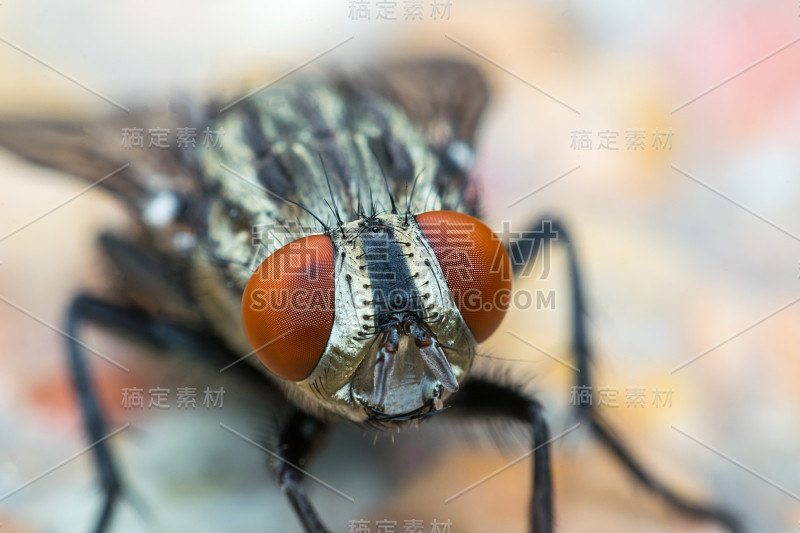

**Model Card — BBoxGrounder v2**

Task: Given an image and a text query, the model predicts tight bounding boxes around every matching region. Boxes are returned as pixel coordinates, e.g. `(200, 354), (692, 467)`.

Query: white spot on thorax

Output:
(445, 141), (475, 172)
(143, 191), (180, 227)
(172, 231), (197, 251)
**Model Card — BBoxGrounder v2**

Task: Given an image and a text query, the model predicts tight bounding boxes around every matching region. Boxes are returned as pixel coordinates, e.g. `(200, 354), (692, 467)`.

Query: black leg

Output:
(65, 293), (264, 533)
(275, 412), (331, 533)
(67, 293), (259, 377)
(65, 295), (128, 533)
(507, 218), (590, 387)
(450, 378), (553, 533)
(588, 415), (740, 531)
(509, 217), (740, 532)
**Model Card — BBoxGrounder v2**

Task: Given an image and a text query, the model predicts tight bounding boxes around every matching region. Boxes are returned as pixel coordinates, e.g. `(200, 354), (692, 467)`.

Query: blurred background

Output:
(1, 0), (799, 532)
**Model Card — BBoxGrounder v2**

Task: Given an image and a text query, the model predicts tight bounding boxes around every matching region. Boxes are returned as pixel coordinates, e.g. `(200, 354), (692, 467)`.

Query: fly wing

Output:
(0, 107), (212, 326)
(358, 59), (489, 150)
(0, 108), (203, 216)
(344, 59), (490, 215)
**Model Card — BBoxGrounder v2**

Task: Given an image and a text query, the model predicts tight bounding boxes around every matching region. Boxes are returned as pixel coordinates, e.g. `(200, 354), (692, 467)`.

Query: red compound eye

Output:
(416, 211), (512, 342)
(241, 234), (335, 381)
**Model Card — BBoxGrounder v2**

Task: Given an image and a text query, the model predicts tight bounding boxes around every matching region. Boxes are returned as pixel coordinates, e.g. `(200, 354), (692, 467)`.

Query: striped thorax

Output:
(189, 72), (510, 423)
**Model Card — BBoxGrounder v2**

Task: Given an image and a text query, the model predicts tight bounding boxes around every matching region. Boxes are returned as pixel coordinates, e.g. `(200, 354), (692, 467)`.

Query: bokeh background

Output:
(1, 1), (799, 532)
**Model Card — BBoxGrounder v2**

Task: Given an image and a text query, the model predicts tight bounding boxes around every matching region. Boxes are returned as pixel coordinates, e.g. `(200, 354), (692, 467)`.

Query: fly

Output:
(0, 60), (740, 533)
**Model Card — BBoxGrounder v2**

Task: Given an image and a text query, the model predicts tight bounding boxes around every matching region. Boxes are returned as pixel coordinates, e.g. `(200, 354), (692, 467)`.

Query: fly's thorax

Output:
(295, 213), (476, 422)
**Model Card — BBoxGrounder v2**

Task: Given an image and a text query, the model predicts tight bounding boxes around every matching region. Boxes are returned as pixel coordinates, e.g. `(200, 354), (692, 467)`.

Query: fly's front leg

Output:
(509, 216), (740, 532)
(450, 378), (553, 533)
(65, 295), (136, 533)
(65, 293), (255, 533)
(274, 411), (331, 533)
(507, 218), (590, 388)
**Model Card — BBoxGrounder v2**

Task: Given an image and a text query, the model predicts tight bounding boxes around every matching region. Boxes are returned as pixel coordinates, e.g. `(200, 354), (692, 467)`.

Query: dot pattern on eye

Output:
(416, 211), (512, 342)
(241, 234), (335, 380)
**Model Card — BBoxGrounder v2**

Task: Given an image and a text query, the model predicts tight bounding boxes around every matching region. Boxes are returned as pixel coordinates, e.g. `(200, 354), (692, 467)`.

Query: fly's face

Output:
(241, 211), (512, 423)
